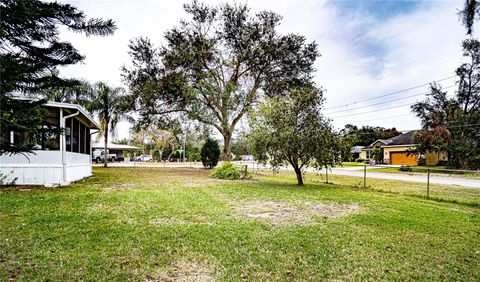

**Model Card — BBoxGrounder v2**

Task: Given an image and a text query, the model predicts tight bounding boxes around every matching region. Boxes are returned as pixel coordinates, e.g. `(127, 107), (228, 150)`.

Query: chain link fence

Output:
(97, 161), (480, 206)
(233, 162), (480, 206)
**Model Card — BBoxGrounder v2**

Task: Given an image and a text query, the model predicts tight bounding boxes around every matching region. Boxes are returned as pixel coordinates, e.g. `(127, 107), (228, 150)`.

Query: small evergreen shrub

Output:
(201, 138), (220, 169)
(399, 165), (413, 172)
(211, 162), (241, 179)
(418, 156), (427, 166)
(437, 160), (448, 166)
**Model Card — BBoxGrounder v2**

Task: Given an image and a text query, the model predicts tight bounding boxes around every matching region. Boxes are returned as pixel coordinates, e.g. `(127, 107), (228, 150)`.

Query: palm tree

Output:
(85, 82), (130, 167)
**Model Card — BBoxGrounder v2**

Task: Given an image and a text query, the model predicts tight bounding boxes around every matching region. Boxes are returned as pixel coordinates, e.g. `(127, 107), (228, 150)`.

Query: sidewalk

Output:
(328, 168), (480, 188)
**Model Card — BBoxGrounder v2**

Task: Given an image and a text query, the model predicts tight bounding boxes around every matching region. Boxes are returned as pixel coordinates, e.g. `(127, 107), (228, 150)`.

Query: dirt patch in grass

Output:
(103, 183), (137, 190)
(147, 259), (215, 282)
(0, 185), (51, 191)
(181, 178), (223, 184)
(149, 218), (189, 225)
(233, 200), (361, 226)
(149, 216), (214, 226)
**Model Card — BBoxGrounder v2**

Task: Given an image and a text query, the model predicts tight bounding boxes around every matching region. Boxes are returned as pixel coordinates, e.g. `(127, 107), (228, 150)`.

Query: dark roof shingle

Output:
(385, 130), (417, 146)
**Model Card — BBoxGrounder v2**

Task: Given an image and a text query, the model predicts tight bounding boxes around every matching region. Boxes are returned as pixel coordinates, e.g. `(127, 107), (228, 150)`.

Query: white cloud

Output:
(314, 1), (465, 131)
(58, 0), (468, 139)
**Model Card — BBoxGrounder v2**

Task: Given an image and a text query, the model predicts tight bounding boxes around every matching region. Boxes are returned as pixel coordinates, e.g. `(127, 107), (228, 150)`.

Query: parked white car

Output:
(92, 150), (117, 163)
(133, 154), (153, 162)
(242, 155), (255, 161)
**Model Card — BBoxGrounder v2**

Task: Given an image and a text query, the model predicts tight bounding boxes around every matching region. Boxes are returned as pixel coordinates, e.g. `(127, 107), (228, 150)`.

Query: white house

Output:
(0, 101), (99, 186)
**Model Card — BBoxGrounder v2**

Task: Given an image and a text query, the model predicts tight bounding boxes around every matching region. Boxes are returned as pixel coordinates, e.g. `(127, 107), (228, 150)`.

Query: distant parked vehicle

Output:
(133, 154), (153, 162)
(242, 155), (255, 161)
(92, 150), (117, 163)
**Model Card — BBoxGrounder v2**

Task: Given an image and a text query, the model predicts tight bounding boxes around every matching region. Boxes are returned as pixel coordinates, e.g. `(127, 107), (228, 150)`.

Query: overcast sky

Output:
(59, 0), (468, 140)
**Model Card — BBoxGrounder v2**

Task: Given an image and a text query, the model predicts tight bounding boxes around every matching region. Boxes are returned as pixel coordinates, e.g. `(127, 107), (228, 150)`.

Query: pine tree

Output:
(0, 0), (116, 155)
(201, 138), (220, 169)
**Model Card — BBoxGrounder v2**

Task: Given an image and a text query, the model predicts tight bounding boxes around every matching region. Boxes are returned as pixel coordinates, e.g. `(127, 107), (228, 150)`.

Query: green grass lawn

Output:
(336, 161), (367, 167)
(1, 167), (479, 281)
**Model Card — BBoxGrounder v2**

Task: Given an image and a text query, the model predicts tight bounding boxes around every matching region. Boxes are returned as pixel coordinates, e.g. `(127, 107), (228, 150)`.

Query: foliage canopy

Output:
(122, 1), (318, 160)
(412, 39), (480, 169)
(250, 85), (341, 185)
(0, 0), (115, 155)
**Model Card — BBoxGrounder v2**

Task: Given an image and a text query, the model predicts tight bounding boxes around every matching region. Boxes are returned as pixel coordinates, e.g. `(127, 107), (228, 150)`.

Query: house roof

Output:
(368, 139), (392, 147)
(383, 130), (417, 146)
(44, 101), (99, 129)
(92, 143), (141, 151)
(362, 131), (418, 150)
(351, 146), (365, 153)
(9, 96), (99, 129)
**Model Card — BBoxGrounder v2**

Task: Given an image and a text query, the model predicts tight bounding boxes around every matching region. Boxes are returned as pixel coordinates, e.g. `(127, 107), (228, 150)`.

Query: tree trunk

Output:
(293, 165), (304, 186)
(168, 147), (175, 162)
(223, 132), (232, 161)
(103, 123), (108, 168)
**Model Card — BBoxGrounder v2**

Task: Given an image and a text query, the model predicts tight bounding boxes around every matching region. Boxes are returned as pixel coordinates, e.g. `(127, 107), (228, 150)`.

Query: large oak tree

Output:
(122, 1), (318, 160)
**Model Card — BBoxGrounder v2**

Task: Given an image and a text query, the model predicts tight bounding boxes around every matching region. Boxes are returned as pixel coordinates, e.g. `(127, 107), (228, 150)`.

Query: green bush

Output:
(438, 160), (448, 166)
(201, 138), (220, 169)
(187, 146), (201, 162)
(211, 162), (242, 179)
(399, 165), (413, 172)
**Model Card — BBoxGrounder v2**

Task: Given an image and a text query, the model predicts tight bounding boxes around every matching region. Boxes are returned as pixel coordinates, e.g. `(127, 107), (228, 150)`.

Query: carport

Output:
(92, 143), (141, 161)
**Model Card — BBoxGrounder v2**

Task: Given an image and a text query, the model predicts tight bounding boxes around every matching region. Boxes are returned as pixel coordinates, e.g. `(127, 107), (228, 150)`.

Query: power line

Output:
(325, 75), (456, 110)
(339, 113), (413, 124)
(331, 102), (415, 119)
(325, 85), (455, 115)
(337, 124), (480, 133)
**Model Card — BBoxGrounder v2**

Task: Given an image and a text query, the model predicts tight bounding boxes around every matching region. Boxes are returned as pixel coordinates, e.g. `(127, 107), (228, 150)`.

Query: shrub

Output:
(187, 146), (201, 162)
(418, 155), (427, 166)
(399, 165), (413, 172)
(372, 148), (383, 163)
(211, 162), (241, 179)
(438, 160), (448, 166)
(356, 158), (365, 163)
(201, 138), (220, 169)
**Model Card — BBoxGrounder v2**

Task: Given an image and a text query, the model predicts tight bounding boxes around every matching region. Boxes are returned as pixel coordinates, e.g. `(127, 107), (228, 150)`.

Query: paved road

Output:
(327, 168), (480, 188)
(97, 162), (480, 188)
(244, 163), (480, 188)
